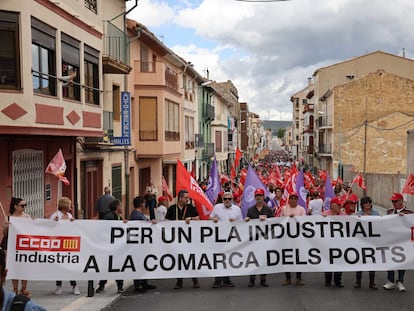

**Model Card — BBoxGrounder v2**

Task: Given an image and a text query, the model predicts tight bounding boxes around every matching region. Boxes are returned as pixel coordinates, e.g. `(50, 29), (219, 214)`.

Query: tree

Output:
(277, 128), (285, 138)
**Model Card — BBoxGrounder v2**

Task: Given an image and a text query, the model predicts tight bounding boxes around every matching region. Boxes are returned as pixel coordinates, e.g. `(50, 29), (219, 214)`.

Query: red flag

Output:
(231, 147), (243, 179)
(45, 149), (70, 185)
(402, 174), (414, 195)
(351, 172), (367, 191)
(176, 160), (213, 220)
(162, 176), (173, 201)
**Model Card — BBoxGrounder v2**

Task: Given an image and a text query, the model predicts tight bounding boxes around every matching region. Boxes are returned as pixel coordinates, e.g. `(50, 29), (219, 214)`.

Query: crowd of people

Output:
(0, 151), (412, 307)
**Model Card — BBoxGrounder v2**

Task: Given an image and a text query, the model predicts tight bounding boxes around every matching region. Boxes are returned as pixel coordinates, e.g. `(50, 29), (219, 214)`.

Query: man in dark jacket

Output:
(96, 200), (124, 294)
(130, 196), (157, 293)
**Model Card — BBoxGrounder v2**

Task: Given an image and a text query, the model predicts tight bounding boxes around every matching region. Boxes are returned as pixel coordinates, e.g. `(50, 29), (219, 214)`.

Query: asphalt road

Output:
(104, 271), (414, 311)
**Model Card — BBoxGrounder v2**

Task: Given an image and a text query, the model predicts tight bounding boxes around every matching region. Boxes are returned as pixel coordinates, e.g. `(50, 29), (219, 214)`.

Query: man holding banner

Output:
(165, 190), (200, 289)
(210, 192), (243, 288)
(245, 188), (274, 288)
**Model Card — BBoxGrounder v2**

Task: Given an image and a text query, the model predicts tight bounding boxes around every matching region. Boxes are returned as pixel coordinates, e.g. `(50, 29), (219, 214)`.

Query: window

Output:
(165, 100), (179, 141)
(84, 44), (99, 104)
(185, 116), (194, 149)
(139, 97), (157, 140)
(61, 33), (80, 101)
(140, 45), (155, 72)
(215, 131), (222, 152)
(31, 18), (56, 96)
(0, 11), (20, 90)
(165, 67), (178, 90)
(85, 0), (97, 14)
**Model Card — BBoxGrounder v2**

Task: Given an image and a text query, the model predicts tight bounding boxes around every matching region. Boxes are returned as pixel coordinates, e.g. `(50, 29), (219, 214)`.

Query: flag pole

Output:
(57, 180), (62, 202)
(0, 202), (7, 221)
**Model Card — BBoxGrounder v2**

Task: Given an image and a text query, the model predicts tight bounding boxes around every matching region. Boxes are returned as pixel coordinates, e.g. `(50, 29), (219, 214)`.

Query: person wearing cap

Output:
(279, 192), (306, 286)
(155, 196), (169, 221)
(245, 188), (274, 287)
(383, 192), (413, 292)
(354, 196), (379, 290)
(210, 192), (243, 288)
(322, 197), (346, 287)
(342, 193), (359, 215)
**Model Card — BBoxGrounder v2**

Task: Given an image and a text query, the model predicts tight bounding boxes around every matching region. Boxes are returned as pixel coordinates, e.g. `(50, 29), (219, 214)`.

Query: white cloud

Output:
(127, 0), (414, 120)
(128, 0), (175, 27)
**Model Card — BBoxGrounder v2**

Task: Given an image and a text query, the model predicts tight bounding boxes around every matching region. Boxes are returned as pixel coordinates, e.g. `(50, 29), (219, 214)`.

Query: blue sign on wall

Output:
(112, 91), (131, 146)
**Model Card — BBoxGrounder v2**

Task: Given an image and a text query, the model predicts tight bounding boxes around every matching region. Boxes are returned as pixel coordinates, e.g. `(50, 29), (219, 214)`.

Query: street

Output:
(105, 271), (414, 311)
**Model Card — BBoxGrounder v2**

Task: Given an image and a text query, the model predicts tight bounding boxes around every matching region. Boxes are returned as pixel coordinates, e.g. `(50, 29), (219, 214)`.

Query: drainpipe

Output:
(121, 1), (138, 216)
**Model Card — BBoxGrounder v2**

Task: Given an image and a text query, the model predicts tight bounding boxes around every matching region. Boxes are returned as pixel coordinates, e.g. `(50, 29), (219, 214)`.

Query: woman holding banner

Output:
(354, 196), (379, 290)
(6, 197), (32, 297)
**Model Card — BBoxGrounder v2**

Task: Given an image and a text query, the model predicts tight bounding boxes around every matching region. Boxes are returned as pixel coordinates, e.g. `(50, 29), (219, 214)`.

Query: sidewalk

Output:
(5, 279), (133, 311)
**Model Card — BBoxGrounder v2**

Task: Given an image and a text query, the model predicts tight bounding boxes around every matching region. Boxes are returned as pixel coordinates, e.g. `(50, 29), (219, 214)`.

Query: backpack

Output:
(10, 294), (30, 311)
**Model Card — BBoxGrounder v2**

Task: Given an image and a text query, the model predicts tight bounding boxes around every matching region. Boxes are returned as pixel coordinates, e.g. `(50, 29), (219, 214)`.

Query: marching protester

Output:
(307, 190), (323, 215)
(343, 193), (359, 215)
(5, 197), (32, 297)
(322, 197), (345, 288)
(155, 196), (169, 221)
(244, 188), (274, 287)
(95, 186), (115, 219)
(96, 199), (125, 294)
(383, 193), (413, 292)
(50, 197), (80, 295)
(354, 196), (379, 290)
(165, 190), (200, 289)
(129, 196), (157, 293)
(279, 192), (306, 286)
(210, 192), (243, 288)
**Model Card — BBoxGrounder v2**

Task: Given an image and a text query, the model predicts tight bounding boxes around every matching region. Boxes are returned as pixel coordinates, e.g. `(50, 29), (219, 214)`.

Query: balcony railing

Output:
(102, 21), (131, 74)
(195, 134), (204, 147)
(318, 144), (332, 154)
(303, 103), (314, 113)
(317, 116), (332, 128)
(202, 143), (214, 158)
(303, 124), (314, 133)
(205, 103), (215, 120)
(305, 145), (314, 154)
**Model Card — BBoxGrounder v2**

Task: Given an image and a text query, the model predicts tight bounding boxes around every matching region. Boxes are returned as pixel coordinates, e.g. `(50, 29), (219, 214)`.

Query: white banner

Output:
(6, 215), (414, 280)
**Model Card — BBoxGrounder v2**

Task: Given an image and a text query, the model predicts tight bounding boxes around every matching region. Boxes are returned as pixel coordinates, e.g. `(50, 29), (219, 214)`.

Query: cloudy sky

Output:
(126, 0), (414, 121)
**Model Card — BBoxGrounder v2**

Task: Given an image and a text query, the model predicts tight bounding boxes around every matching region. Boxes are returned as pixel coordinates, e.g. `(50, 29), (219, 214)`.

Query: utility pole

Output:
(363, 97), (368, 195)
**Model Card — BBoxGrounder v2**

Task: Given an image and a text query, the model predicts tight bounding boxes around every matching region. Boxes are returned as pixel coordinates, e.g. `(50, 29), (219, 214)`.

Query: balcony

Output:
(305, 145), (314, 154)
(317, 116), (332, 128)
(303, 103), (314, 113)
(195, 134), (204, 147)
(303, 124), (314, 133)
(202, 143), (215, 158)
(205, 103), (215, 121)
(318, 144), (332, 154)
(102, 21), (131, 74)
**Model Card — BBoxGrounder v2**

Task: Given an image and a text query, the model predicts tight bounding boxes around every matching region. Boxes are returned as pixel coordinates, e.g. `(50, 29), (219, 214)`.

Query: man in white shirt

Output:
(210, 192), (242, 288)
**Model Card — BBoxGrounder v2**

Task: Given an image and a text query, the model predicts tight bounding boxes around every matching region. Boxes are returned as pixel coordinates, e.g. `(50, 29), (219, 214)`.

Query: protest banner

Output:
(6, 215), (414, 280)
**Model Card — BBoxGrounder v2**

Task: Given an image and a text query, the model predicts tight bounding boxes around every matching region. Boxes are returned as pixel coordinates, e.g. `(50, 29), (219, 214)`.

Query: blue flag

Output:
(205, 157), (220, 205)
(323, 172), (336, 210)
(241, 165), (270, 217)
(296, 170), (307, 211)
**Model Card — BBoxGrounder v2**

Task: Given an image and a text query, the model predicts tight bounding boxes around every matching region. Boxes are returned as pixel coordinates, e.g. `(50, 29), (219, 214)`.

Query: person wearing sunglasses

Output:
(165, 190), (200, 289)
(210, 192), (242, 288)
(244, 188), (274, 287)
(383, 193), (413, 292)
(4, 197), (32, 297)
